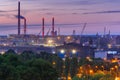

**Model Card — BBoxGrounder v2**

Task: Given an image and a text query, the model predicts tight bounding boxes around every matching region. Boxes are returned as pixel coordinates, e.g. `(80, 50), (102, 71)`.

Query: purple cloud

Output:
(83, 10), (120, 14)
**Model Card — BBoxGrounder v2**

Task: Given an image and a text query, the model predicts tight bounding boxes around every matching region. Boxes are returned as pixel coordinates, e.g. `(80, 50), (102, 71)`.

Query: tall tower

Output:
(42, 18), (45, 38)
(18, 0), (21, 35)
(52, 17), (55, 37)
(104, 27), (106, 37)
(24, 18), (26, 35)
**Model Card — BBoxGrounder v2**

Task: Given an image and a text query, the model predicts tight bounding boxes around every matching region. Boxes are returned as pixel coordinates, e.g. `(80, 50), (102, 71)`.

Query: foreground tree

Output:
(64, 57), (70, 80)
(70, 57), (78, 78)
(0, 51), (58, 80)
(20, 59), (58, 80)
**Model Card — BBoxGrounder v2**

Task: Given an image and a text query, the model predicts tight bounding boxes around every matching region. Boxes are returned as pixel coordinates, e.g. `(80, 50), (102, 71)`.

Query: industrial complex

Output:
(0, 0), (120, 63)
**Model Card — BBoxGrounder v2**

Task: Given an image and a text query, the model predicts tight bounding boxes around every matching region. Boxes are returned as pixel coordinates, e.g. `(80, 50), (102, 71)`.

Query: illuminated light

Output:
(48, 39), (53, 44)
(108, 44), (112, 48)
(115, 77), (120, 80)
(62, 58), (65, 61)
(80, 66), (82, 69)
(82, 43), (85, 46)
(64, 54), (67, 57)
(103, 58), (107, 61)
(115, 65), (118, 69)
(57, 36), (61, 40)
(107, 51), (117, 54)
(111, 68), (114, 70)
(72, 49), (77, 54)
(1, 51), (5, 55)
(52, 51), (56, 54)
(89, 70), (93, 74)
(31, 40), (34, 43)
(95, 66), (98, 68)
(52, 61), (56, 65)
(3, 44), (7, 46)
(111, 59), (117, 63)
(68, 76), (71, 80)
(60, 49), (65, 54)
(67, 36), (71, 39)
(86, 56), (92, 61)
(101, 65), (104, 68)
(86, 56), (90, 60)
(77, 73), (82, 78)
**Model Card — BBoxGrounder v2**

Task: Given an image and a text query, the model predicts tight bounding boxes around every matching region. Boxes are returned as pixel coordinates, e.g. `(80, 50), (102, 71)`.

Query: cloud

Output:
(0, 9), (17, 13)
(0, 14), (5, 17)
(40, 0), (120, 6)
(83, 10), (120, 14)
(0, 10), (8, 12)
(0, 5), (8, 6)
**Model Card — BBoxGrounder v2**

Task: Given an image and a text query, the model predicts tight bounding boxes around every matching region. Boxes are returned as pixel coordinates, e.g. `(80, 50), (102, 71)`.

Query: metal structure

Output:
(51, 17), (55, 37)
(42, 18), (45, 38)
(18, 0), (21, 35)
(23, 18), (26, 35)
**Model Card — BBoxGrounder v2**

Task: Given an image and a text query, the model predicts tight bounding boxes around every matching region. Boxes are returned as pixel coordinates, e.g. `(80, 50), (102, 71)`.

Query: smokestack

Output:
(58, 27), (60, 36)
(52, 17), (54, 37)
(18, 0), (21, 35)
(109, 30), (110, 36)
(24, 18), (26, 35)
(104, 27), (106, 36)
(42, 18), (44, 38)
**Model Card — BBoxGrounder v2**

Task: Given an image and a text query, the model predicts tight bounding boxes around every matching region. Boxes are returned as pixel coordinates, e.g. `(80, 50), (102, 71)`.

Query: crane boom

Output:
(81, 23), (87, 36)
(46, 28), (51, 36)
(80, 23), (87, 44)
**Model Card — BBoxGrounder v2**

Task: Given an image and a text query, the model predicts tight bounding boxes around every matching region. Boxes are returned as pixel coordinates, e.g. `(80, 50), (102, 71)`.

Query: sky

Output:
(0, 0), (120, 35)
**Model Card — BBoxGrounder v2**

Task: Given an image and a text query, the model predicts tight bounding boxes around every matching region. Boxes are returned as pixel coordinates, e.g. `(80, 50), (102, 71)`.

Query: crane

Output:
(38, 31), (41, 36)
(80, 23), (87, 43)
(81, 23), (87, 36)
(46, 28), (51, 36)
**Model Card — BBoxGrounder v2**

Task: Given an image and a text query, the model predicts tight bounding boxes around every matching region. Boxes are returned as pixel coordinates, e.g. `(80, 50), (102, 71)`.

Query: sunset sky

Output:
(0, 0), (120, 35)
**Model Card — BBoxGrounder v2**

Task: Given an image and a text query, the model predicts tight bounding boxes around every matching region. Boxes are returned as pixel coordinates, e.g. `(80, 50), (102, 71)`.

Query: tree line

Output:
(0, 49), (118, 80)
(0, 49), (58, 80)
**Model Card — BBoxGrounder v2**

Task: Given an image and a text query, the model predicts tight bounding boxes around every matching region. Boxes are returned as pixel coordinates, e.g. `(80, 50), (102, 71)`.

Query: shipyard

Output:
(0, 0), (120, 80)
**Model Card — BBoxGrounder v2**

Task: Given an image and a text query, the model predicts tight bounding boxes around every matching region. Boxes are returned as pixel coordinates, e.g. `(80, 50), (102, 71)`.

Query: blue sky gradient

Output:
(0, 0), (120, 35)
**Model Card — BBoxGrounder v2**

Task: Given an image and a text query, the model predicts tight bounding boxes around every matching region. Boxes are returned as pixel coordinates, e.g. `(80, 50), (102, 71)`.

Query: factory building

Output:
(55, 43), (95, 59)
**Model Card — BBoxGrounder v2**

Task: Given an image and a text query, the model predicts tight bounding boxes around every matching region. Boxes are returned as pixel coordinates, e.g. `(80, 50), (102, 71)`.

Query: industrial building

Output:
(56, 43), (95, 59)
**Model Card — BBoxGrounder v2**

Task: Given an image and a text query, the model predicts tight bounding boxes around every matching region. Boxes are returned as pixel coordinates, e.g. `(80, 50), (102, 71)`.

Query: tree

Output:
(64, 57), (70, 80)
(5, 49), (16, 54)
(0, 63), (19, 80)
(20, 51), (36, 61)
(0, 51), (58, 80)
(52, 55), (63, 77)
(21, 59), (58, 80)
(70, 57), (78, 78)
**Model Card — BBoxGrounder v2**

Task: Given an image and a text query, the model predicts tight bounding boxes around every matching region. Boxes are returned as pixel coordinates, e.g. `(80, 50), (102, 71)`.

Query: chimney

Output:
(18, 0), (21, 35)
(42, 18), (44, 38)
(24, 18), (26, 35)
(52, 17), (54, 37)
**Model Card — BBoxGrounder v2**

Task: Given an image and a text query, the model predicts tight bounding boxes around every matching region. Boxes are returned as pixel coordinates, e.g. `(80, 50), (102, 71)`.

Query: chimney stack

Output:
(18, 0), (21, 35)
(42, 18), (45, 38)
(24, 18), (26, 35)
(51, 17), (55, 37)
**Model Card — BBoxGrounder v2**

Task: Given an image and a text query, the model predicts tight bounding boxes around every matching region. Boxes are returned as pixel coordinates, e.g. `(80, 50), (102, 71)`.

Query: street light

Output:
(89, 69), (93, 75)
(52, 61), (56, 65)
(101, 65), (104, 71)
(52, 61), (56, 68)
(72, 49), (77, 54)
(115, 77), (120, 80)
(60, 49), (65, 54)
(115, 65), (118, 77)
